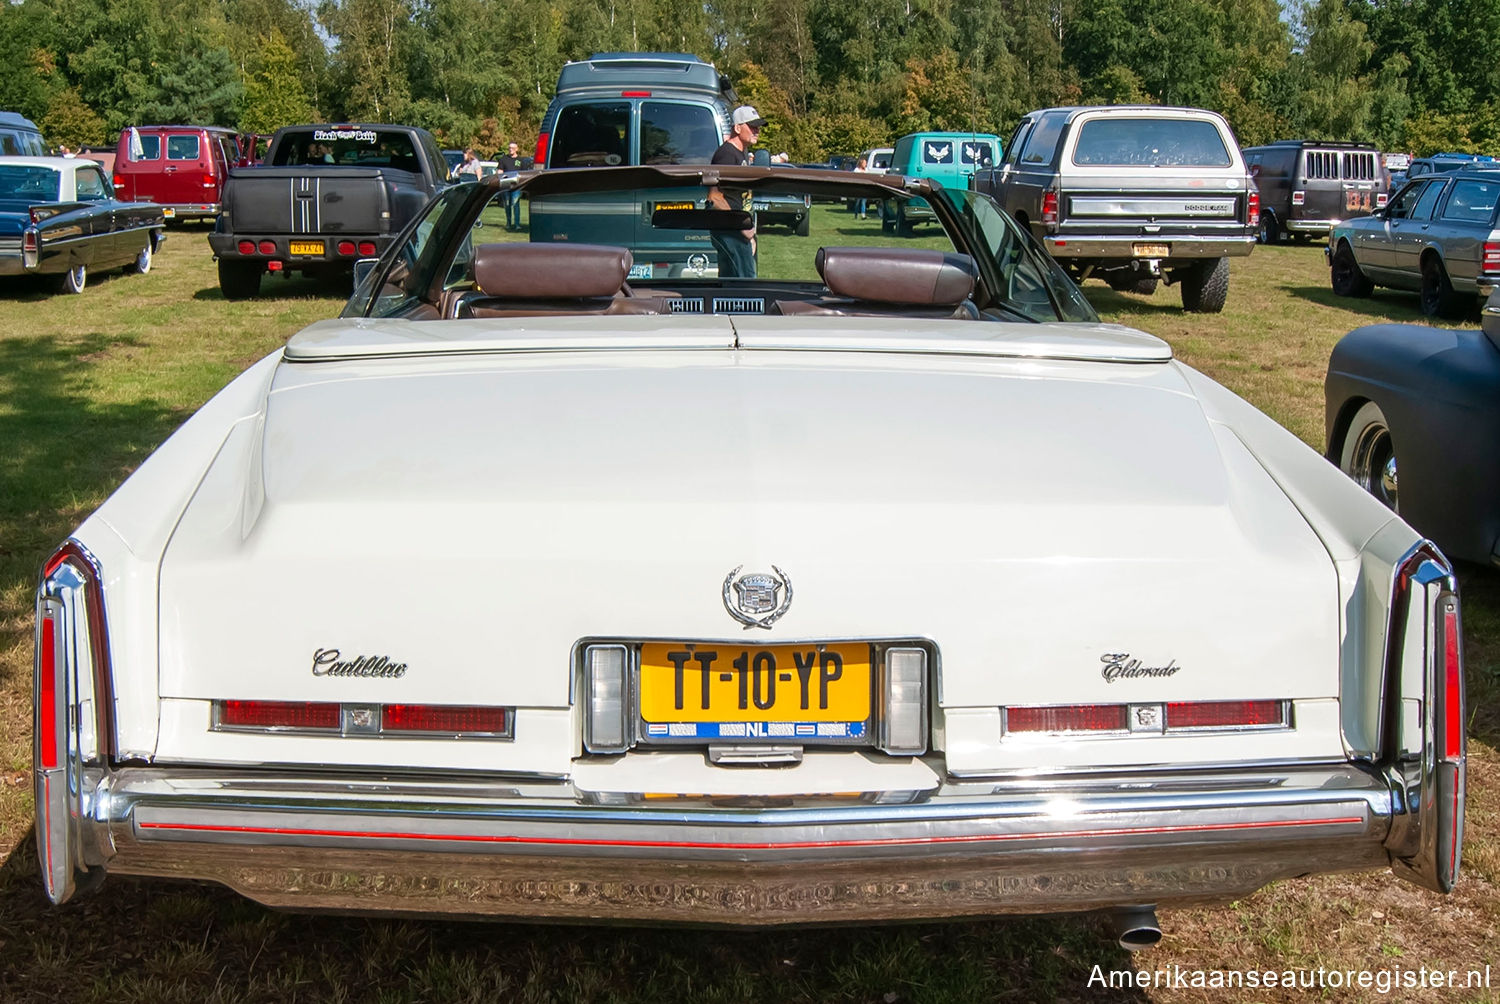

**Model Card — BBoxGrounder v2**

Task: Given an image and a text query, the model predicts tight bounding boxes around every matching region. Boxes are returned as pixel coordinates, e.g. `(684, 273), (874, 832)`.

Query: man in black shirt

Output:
(496, 141), (526, 229)
(708, 105), (765, 278)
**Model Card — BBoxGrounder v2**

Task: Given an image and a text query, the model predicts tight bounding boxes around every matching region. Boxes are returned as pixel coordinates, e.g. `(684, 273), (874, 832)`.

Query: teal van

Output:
(881, 131), (1001, 236)
(531, 53), (734, 279)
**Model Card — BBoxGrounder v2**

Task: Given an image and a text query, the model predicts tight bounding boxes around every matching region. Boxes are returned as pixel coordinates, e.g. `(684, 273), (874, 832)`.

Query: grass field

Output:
(0, 207), (1496, 1003)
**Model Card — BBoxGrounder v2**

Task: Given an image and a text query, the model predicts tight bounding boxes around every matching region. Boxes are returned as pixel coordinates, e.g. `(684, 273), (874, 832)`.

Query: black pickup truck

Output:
(208, 124), (453, 299)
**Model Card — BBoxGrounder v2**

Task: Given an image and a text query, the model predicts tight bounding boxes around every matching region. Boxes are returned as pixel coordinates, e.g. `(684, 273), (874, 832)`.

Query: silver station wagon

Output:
(1328, 166), (1500, 318)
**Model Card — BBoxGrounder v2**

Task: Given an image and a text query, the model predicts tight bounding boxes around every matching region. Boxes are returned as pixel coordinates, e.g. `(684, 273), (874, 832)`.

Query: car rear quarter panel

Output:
(1327, 323), (1500, 565)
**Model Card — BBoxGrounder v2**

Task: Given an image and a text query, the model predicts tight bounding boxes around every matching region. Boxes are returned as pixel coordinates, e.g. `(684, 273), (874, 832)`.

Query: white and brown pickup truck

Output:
(973, 106), (1258, 313)
(208, 124), (454, 299)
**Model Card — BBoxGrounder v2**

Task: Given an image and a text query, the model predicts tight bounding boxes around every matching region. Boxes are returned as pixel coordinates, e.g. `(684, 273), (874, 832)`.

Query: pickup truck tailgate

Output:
(224, 167), (392, 235)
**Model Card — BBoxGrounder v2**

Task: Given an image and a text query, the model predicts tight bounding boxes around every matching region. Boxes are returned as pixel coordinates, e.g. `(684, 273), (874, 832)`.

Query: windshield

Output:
(344, 168), (1097, 326)
(0, 165), (60, 200)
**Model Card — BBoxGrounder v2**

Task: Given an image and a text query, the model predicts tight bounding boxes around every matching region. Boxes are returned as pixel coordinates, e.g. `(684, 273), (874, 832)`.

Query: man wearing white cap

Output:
(707, 104), (766, 277)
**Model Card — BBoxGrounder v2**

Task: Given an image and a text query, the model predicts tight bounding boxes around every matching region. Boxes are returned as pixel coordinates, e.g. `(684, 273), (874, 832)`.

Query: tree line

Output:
(1, 0), (1496, 161)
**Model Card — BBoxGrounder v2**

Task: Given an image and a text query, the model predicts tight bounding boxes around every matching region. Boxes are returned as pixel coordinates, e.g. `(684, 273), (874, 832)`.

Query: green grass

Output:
(0, 208), (1495, 1003)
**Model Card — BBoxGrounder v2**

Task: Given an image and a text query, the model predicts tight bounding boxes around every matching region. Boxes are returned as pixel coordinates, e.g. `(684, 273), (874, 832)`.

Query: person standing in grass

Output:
(707, 105), (766, 278)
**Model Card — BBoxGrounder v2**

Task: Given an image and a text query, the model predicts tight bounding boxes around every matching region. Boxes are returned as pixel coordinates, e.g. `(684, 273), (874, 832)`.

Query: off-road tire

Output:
(218, 259), (263, 300)
(1420, 256), (1463, 319)
(1330, 242), (1374, 298)
(1179, 257), (1229, 313)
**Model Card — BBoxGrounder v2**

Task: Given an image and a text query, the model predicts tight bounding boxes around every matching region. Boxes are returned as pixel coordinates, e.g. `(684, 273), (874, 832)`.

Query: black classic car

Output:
(1326, 293), (1500, 566)
(0, 156), (164, 293)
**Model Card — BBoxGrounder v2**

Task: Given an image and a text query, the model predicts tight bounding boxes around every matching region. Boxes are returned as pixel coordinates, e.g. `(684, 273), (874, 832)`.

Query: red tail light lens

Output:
(534, 132), (549, 168)
(1376, 193), (1389, 208)
(1291, 190), (1306, 206)
(37, 613), (59, 770)
(337, 240), (355, 256)
(23, 230), (37, 252)
(1441, 599), (1463, 761)
(382, 704), (509, 735)
(237, 240), (255, 255)
(1041, 190), (1059, 226)
(620, 90), (651, 97)
(111, 174), (122, 188)
(257, 240), (276, 255)
(202, 173), (215, 187)
(219, 700), (339, 730)
(357, 241), (377, 256)
(1165, 700), (1285, 729)
(1483, 242), (1500, 272)
(1007, 704), (1127, 733)
(1247, 190), (1260, 226)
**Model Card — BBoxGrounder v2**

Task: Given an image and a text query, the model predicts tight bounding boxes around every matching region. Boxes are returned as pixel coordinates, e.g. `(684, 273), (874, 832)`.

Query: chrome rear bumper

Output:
(50, 761), (1405, 924)
(1043, 235), (1256, 260)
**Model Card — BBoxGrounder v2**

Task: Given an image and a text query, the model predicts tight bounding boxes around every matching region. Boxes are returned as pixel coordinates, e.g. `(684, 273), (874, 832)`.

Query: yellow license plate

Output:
(1133, 243), (1170, 257)
(655, 201), (695, 211)
(161, 207), (175, 218)
(639, 642), (871, 741)
(289, 240), (324, 256)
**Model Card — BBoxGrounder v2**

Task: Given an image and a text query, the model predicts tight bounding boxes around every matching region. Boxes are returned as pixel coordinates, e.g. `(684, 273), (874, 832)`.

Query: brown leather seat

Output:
(453, 242), (668, 318)
(773, 246), (979, 319)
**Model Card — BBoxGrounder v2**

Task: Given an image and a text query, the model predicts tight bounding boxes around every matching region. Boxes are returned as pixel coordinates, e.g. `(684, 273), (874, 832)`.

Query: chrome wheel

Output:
(1340, 401), (1397, 511)
(128, 242), (153, 274)
(57, 263), (86, 294)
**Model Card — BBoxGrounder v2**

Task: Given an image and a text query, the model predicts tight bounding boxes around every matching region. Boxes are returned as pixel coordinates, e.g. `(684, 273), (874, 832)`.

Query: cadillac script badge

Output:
(723, 565), (793, 630)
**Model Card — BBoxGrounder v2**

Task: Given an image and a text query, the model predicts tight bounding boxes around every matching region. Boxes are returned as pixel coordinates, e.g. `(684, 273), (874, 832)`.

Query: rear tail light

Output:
(1007, 704), (1128, 733)
(1247, 190), (1260, 226)
(358, 241), (377, 256)
(383, 704), (509, 736)
(111, 174), (122, 188)
(1377, 193), (1389, 208)
(202, 173), (215, 187)
(1291, 190), (1306, 206)
(1041, 189), (1059, 227)
(878, 648), (927, 754)
(35, 540), (114, 904)
(257, 240), (276, 255)
(218, 700), (340, 731)
(22, 227), (37, 268)
(337, 240), (356, 256)
(1006, 700), (1291, 734)
(213, 700), (513, 738)
(1482, 241), (1500, 273)
(1165, 700), (1285, 729)
(583, 644), (630, 753)
(534, 132), (549, 168)
(237, 240), (255, 255)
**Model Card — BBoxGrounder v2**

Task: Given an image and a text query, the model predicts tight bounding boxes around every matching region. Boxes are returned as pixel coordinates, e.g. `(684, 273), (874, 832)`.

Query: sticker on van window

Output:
(923, 142), (954, 165)
(960, 143), (990, 165)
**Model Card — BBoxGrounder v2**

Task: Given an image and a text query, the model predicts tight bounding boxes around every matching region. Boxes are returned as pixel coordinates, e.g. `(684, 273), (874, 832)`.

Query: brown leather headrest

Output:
(473, 242), (633, 298)
(815, 246), (976, 306)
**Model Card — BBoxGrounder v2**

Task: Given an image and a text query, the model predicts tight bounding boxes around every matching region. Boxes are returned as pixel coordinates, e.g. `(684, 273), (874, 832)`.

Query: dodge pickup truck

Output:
(973, 106), (1258, 313)
(208, 124), (453, 299)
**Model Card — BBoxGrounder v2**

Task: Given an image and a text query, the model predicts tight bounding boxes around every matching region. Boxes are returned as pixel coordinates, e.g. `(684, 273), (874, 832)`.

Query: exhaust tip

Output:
(1109, 906), (1162, 951)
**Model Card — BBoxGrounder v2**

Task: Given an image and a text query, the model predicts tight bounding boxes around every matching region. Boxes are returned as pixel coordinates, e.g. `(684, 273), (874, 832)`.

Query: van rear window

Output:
(1072, 119), (1231, 167)
(166, 135), (201, 160)
(640, 102), (719, 165)
(550, 103), (631, 167)
(136, 135), (162, 160)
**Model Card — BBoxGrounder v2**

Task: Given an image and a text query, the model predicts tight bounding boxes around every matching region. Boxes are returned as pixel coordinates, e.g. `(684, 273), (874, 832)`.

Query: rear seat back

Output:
(775, 246), (979, 318)
(455, 242), (668, 317)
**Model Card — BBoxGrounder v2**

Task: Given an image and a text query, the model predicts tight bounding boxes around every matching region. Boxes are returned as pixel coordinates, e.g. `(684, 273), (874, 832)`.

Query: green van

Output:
(881, 131), (1002, 236)
(531, 53), (734, 279)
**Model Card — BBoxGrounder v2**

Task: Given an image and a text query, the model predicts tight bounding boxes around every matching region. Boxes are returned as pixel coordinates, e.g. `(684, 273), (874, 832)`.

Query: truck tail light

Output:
(337, 240), (356, 256)
(257, 240), (276, 255)
(534, 132), (549, 168)
(111, 174), (123, 189)
(202, 173), (215, 187)
(583, 644), (630, 753)
(1247, 190), (1260, 226)
(358, 241), (377, 256)
(878, 648), (927, 754)
(1377, 193), (1389, 208)
(237, 240), (255, 254)
(1041, 189), (1059, 226)
(1291, 190), (1305, 206)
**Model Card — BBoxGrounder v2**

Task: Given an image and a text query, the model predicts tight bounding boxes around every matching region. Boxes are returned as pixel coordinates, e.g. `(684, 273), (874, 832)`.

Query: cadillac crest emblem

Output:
(722, 565), (793, 630)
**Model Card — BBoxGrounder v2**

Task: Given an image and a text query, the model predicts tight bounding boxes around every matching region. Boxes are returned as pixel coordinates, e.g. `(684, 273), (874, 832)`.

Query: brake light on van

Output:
(1291, 190), (1306, 206)
(534, 132), (549, 167)
(620, 90), (652, 97)
(1377, 193), (1389, 208)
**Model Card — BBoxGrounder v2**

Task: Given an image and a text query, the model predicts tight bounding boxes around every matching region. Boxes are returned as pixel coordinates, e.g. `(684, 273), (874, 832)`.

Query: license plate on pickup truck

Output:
(1132, 243), (1170, 257)
(638, 641), (871, 742)
(289, 240), (324, 256)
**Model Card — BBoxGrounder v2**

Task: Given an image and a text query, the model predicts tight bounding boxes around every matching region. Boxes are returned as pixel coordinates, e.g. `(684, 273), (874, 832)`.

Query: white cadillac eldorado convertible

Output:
(35, 166), (1465, 948)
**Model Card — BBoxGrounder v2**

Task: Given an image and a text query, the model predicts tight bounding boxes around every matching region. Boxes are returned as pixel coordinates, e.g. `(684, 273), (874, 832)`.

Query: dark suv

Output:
(533, 53), (735, 279)
(1242, 141), (1389, 244)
